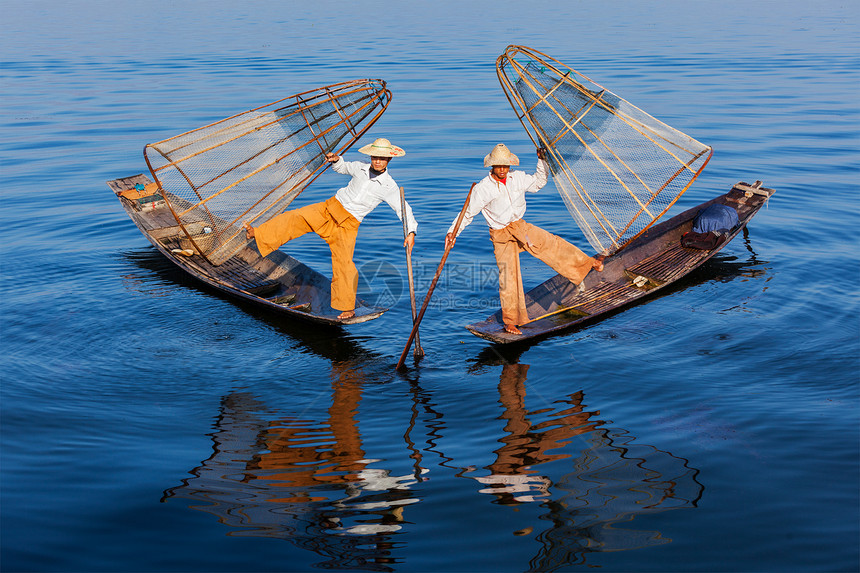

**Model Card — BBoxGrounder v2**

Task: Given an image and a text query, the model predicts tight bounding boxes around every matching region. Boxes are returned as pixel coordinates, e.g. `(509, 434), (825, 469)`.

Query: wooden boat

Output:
(466, 181), (774, 343)
(107, 80), (392, 325)
(108, 172), (387, 324)
(464, 46), (775, 343)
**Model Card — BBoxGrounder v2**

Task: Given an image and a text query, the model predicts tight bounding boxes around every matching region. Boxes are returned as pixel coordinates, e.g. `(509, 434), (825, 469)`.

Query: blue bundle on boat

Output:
(681, 203), (739, 250)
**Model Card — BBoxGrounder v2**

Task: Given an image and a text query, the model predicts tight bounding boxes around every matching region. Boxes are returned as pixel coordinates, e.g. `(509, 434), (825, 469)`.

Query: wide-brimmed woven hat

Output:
(484, 143), (519, 167)
(358, 138), (405, 157)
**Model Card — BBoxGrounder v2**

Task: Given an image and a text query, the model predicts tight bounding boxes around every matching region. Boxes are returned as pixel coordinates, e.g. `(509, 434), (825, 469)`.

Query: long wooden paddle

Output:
(396, 183), (475, 370)
(399, 186), (424, 358)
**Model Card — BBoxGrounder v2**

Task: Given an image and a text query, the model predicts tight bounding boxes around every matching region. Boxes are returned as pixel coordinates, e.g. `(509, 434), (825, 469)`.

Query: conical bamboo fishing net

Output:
(143, 79), (392, 265)
(497, 46), (712, 255)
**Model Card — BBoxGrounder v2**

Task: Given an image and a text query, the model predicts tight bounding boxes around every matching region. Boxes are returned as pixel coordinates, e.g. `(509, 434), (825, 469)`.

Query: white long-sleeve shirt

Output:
(332, 158), (418, 235)
(447, 159), (548, 236)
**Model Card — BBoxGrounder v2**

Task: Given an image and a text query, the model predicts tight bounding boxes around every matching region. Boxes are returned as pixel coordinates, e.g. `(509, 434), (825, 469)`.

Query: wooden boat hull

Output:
(108, 174), (387, 325)
(466, 181), (774, 344)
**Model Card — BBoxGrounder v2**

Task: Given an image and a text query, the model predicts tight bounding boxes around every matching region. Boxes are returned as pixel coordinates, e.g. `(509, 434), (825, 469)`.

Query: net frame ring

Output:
(141, 79), (393, 265)
(495, 45), (713, 255)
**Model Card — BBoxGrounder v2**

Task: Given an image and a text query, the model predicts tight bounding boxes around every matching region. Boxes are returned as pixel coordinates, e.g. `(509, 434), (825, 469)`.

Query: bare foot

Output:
(504, 323), (522, 335)
(338, 310), (356, 320)
(243, 222), (255, 240)
(592, 255), (605, 272)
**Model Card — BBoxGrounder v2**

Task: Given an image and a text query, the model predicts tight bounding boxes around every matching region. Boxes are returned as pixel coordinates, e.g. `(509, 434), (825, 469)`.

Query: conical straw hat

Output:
(358, 137), (405, 157)
(484, 143), (519, 167)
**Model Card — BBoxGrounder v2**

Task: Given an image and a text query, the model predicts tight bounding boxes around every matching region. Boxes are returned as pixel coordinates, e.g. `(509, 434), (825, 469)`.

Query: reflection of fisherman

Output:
(474, 363), (552, 504)
(245, 138), (418, 320)
(445, 144), (603, 334)
(162, 357), (427, 542)
(333, 466), (427, 534)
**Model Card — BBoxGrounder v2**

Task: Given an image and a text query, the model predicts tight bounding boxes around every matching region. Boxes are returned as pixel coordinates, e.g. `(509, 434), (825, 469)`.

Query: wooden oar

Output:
(396, 183), (475, 370)
(399, 186), (424, 358)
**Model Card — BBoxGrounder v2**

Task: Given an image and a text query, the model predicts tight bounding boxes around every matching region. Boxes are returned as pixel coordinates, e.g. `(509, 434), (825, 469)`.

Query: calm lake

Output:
(1, 1), (858, 571)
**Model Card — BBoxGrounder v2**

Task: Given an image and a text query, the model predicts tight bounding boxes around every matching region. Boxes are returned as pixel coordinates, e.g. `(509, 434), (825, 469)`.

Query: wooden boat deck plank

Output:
(574, 281), (641, 315)
(626, 243), (710, 284)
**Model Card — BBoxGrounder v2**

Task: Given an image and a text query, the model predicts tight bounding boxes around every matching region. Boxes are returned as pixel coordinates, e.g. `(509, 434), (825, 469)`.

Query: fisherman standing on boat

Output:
(445, 144), (603, 335)
(245, 138), (417, 321)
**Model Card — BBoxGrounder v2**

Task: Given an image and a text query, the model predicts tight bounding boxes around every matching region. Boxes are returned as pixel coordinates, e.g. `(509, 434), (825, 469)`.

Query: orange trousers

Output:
(489, 219), (594, 326)
(253, 197), (360, 311)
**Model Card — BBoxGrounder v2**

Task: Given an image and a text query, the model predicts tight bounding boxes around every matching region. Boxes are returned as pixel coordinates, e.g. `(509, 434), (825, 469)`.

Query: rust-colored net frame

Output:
(496, 46), (712, 255)
(143, 79), (392, 265)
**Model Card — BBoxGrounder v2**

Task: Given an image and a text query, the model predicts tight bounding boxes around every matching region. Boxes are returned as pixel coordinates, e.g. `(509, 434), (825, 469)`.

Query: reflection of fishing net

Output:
(497, 46), (712, 254)
(144, 79), (391, 265)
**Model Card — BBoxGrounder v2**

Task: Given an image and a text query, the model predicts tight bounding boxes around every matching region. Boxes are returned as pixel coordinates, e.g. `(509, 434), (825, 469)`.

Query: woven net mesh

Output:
(498, 47), (711, 254)
(144, 80), (390, 265)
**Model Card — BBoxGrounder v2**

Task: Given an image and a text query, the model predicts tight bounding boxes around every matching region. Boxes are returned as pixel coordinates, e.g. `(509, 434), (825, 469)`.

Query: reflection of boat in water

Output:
(108, 80), (392, 325)
(468, 363), (703, 564)
(121, 247), (384, 360)
(164, 358), (702, 569)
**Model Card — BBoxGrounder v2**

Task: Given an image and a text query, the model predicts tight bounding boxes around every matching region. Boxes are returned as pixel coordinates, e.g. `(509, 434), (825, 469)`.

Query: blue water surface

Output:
(2, 1), (858, 571)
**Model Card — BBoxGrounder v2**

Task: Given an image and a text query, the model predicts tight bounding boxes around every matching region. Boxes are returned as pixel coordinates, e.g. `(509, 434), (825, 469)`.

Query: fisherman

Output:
(245, 138), (417, 320)
(445, 144), (603, 335)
